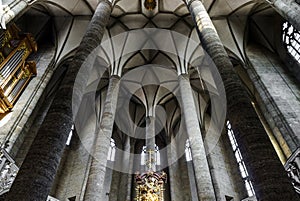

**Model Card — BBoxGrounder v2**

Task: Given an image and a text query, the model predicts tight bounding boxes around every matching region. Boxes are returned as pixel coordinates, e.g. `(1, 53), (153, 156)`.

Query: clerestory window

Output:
(66, 125), (74, 146)
(141, 144), (160, 166)
(185, 140), (192, 162)
(107, 138), (116, 161)
(226, 121), (255, 197)
(155, 144), (161, 166)
(282, 22), (300, 63)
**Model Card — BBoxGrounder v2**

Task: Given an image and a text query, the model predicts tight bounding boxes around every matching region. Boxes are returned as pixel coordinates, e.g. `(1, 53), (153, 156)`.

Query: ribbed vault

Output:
(20, 0), (280, 68)
(16, 0), (282, 144)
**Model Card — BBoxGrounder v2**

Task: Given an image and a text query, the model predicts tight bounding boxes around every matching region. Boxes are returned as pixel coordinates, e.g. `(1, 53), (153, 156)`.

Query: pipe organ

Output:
(0, 24), (37, 114)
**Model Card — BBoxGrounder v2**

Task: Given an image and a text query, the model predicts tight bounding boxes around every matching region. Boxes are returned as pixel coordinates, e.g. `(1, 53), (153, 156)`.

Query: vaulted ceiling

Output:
(16, 0), (280, 145)
(21, 0), (278, 66)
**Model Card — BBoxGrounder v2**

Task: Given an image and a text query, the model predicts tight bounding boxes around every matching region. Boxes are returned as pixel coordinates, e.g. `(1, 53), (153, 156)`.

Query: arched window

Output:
(185, 140), (192, 161)
(141, 146), (147, 165)
(140, 144), (161, 166)
(66, 125), (74, 146)
(155, 144), (161, 166)
(107, 139), (116, 161)
(226, 121), (255, 197)
(283, 22), (300, 62)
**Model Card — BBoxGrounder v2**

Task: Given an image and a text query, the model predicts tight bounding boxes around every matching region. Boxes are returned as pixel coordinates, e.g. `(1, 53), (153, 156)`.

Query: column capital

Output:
(99, 0), (113, 9)
(178, 73), (190, 83)
(146, 108), (156, 118)
(146, 115), (155, 120)
(184, 0), (200, 7)
(110, 74), (121, 79)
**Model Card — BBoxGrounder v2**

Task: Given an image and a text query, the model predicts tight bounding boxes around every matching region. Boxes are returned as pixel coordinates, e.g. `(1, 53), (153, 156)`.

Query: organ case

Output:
(0, 24), (37, 114)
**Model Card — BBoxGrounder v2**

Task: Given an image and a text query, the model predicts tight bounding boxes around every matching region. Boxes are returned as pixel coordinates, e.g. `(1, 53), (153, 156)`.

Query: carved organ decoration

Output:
(0, 23), (37, 114)
(0, 148), (18, 195)
(285, 148), (300, 194)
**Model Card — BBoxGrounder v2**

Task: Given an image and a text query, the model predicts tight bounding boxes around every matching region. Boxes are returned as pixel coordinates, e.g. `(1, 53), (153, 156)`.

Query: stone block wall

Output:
(246, 44), (300, 155)
(204, 119), (248, 201)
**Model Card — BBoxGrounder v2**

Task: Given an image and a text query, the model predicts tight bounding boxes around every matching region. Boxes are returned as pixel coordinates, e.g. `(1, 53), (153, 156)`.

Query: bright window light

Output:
(66, 125), (74, 146)
(107, 138), (116, 161)
(226, 121), (255, 197)
(185, 140), (192, 162)
(141, 144), (161, 166)
(283, 22), (300, 63)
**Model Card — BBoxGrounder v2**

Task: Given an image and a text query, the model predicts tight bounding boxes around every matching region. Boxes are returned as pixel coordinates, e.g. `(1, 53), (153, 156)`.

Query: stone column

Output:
(109, 170), (121, 201)
(108, 136), (123, 201)
(4, 1), (112, 201)
(84, 75), (120, 200)
(125, 139), (135, 201)
(265, 0), (300, 31)
(187, 1), (299, 200)
(178, 74), (216, 201)
(117, 137), (132, 201)
(167, 137), (185, 201)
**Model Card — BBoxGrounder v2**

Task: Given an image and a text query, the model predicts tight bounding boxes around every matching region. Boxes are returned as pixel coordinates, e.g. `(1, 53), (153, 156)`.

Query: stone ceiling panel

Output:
(70, 0), (93, 15)
(159, 0), (184, 13)
(152, 13), (179, 28)
(59, 17), (91, 62)
(115, 0), (141, 13)
(120, 14), (148, 29)
(54, 16), (73, 61)
(213, 19), (242, 61)
(43, 3), (71, 16)
(151, 52), (176, 68)
(45, 0), (84, 15)
(209, 0), (253, 17)
(111, 5), (126, 17)
(172, 20), (192, 36)
(228, 14), (248, 61)
(123, 53), (146, 70)
(86, 0), (99, 10)
(209, 0), (235, 17)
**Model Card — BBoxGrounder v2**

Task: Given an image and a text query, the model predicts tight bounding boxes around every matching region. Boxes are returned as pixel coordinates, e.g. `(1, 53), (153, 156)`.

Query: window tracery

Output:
(283, 22), (300, 63)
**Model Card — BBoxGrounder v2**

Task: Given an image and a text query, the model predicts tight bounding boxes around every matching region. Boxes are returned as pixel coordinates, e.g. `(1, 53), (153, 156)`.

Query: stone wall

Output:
(204, 118), (248, 201)
(50, 114), (97, 201)
(246, 44), (300, 155)
(0, 46), (55, 158)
